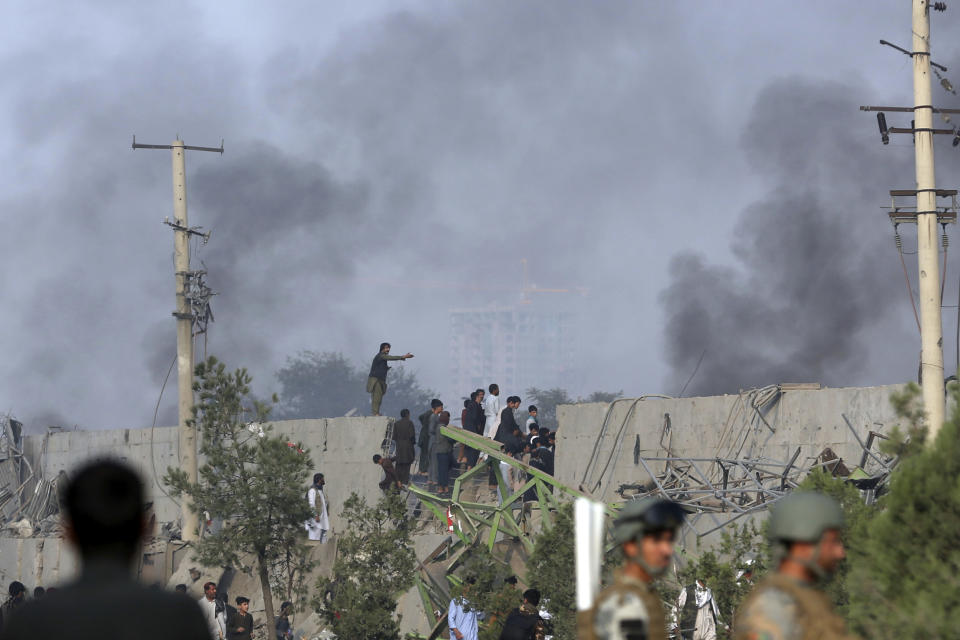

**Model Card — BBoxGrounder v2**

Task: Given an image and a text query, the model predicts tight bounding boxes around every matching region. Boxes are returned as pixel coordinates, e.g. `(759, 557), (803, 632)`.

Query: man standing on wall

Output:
(495, 396), (522, 443)
(483, 384), (501, 439)
(366, 342), (414, 416)
(305, 473), (329, 543)
(393, 409), (417, 484)
(418, 407), (433, 478)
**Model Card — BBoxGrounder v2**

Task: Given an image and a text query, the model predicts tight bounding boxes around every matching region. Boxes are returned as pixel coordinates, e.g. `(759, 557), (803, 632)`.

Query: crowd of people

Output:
(373, 383), (558, 499)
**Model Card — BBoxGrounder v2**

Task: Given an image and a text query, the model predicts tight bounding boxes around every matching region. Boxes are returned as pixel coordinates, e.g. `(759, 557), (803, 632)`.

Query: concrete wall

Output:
(554, 384), (905, 503)
(0, 536), (78, 590)
(22, 416), (392, 533)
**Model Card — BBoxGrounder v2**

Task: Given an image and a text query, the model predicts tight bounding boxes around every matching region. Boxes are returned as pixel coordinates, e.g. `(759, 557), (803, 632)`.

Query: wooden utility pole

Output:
(911, 0), (946, 439)
(134, 136), (223, 541)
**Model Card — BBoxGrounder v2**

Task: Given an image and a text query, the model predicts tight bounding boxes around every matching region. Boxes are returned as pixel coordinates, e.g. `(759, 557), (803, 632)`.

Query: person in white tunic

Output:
(198, 581), (226, 640)
(482, 384), (501, 439)
(674, 579), (721, 640)
(304, 473), (329, 543)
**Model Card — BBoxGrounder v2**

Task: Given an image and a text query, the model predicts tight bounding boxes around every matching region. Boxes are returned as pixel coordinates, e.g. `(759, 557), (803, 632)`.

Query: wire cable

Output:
(895, 226), (922, 333)
(150, 355), (181, 506)
(678, 350), (706, 398)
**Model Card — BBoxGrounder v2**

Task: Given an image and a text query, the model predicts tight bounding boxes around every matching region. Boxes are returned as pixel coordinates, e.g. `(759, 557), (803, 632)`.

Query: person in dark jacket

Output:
(393, 409), (417, 484)
(374, 455), (402, 492)
(523, 438), (551, 502)
(433, 411), (455, 494)
(462, 394), (481, 468)
(534, 433), (555, 476)
(366, 342), (414, 416)
(472, 389), (486, 432)
(0, 582), (26, 631)
(499, 589), (544, 640)
(275, 601), (293, 640)
(417, 408), (433, 477)
(0, 460), (210, 640)
(227, 596), (254, 640)
(495, 396), (522, 443)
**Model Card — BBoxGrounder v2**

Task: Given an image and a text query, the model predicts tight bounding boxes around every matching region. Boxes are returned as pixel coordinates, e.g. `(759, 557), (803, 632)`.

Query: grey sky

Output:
(2, 1), (958, 430)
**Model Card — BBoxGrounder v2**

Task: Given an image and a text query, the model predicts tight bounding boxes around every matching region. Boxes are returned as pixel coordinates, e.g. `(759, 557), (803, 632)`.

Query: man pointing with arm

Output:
(367, 342), (413, 416)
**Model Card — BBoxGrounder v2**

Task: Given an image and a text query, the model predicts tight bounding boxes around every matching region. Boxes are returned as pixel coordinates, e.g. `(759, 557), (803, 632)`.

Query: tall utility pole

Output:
(863, 3), (959, 440)
(912, 0), (946, 439)
(134, 136), (223, 541)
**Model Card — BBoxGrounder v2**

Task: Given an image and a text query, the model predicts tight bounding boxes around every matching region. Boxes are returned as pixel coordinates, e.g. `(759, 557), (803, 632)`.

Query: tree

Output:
(528, 503), (576, 639)
(165, 356), (314, 630)
(276, 350), (434, 419)
(585, 390), (623, 403)
(525, 388), (623, 430)
(794, 469), (875, 620)
(845, 385), (960, 639)
(314, 491), (416, 640)
(525, 387), (573, 430)
(276, 351), (361, 418)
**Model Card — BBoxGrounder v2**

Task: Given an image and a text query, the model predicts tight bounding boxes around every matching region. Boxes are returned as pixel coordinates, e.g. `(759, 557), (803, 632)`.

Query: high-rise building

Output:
(446, 304), (579, 406)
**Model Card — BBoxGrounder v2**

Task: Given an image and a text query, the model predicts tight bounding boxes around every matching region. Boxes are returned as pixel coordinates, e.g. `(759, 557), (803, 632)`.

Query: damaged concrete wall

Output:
(21, 416), (390, 533)
(0, 536), (78, 591)
(554, 383), (905, 504)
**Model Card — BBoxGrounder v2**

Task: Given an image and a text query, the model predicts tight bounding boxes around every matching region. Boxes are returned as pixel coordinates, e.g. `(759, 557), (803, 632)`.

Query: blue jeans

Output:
(436, 452), (451, 489)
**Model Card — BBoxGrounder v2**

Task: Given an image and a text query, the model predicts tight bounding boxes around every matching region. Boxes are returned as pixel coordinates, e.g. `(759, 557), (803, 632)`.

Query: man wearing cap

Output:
(581, 496), (686, 640)
(733, 492), (857, 640)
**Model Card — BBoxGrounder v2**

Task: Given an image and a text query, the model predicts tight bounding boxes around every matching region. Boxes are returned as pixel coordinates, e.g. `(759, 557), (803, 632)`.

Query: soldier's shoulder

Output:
(736, 584), (801, 640)
(594, 579), (651, 614)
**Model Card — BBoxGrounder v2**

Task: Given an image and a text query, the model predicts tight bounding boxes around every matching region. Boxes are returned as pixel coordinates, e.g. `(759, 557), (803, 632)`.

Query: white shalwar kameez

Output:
(305, 486), (329, 542)
(676, 582), (720, 640)
(482, 394), (501, 439)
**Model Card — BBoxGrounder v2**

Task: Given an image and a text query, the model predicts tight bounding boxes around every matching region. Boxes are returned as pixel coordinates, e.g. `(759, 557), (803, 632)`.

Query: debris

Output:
(5, 518), (34, 538)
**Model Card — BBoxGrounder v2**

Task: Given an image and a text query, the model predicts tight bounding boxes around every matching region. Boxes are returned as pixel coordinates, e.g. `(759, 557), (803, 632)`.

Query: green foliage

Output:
(845, 387), (960, 639)
(277, 350), (434, 419)
(165, 356), (315, 627)
(525, 388), (622, 429)
(525, 387), (573, 430)
(670, 471), (876, 637)
(451, 546), (520, 640)
(528, 503), (576, 640)
(795, 469), (875, 619)
(881, 381), (928, 458)
(585, 390), (623, 403)
(315, 491), (416, 640)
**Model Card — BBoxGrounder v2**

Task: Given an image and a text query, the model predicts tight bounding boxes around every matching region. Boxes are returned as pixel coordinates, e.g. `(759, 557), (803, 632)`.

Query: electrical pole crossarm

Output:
(132, 135), (224, 154)
(860, 105), (960, 114)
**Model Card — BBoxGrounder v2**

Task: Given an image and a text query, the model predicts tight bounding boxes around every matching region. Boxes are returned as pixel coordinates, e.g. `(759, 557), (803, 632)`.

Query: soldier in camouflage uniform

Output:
(733, 492), (859, 640)
(580, 496), (686, 640)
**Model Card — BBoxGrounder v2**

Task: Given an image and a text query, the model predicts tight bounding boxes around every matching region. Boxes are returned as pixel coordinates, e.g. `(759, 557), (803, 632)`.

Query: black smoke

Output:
(660, 76), (959, 395)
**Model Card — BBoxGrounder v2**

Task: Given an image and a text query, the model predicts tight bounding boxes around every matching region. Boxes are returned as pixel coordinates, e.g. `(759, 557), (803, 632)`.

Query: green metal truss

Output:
(407, 426), (617, 638)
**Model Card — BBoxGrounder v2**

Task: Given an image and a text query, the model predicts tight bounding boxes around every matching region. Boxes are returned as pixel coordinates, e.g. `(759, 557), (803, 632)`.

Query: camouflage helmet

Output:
(769, 492), (844, 543)
(612, 496), (686, 544)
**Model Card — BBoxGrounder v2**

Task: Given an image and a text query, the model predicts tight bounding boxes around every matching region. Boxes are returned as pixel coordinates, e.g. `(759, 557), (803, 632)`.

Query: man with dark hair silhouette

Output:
(367, 342), (414, 416)
(0, 459), (209, 640)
